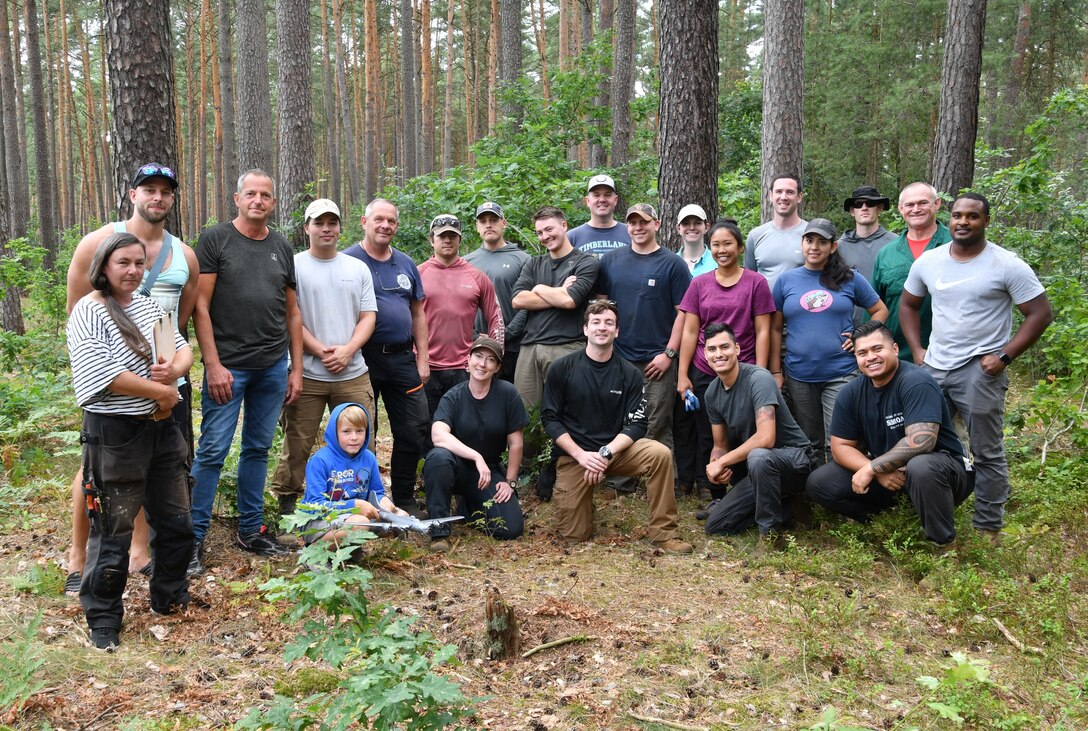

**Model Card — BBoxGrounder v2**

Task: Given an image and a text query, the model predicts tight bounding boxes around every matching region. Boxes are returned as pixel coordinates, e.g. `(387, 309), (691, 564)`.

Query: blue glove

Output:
(683, 388), (700, 412)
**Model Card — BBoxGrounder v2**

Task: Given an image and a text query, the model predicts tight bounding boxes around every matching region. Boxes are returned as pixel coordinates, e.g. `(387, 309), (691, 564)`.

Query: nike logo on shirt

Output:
(935, 276), (974, 290)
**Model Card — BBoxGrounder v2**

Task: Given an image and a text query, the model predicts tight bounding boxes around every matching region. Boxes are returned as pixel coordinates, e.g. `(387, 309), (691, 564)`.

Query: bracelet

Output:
(772, 371), (782, 375)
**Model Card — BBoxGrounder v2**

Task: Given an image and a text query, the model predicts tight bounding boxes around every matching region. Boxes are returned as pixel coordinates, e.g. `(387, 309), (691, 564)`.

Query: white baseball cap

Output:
(586, 174), (617, 193)
(304, 198), (341, 222)
(676, 203), (708, 224)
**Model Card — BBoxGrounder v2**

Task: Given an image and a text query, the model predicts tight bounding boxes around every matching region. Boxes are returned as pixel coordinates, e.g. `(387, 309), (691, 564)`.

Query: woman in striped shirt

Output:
(67, 233), (198, 650)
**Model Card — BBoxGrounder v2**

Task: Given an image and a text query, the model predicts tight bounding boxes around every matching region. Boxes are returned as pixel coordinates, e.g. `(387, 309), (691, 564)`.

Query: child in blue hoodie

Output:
(302, 402), (408, 543)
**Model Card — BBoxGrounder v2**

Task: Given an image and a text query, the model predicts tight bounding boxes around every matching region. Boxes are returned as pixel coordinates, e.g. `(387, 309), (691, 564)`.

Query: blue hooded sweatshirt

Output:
(303, 402), (385, 512)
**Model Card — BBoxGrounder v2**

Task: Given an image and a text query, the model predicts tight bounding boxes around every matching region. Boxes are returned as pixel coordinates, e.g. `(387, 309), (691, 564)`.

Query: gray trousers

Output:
(785, 372), (857, 464)
(925, 357), (1008, 530)
(705, 445), (815, 535)
(805, 454), (972, 545)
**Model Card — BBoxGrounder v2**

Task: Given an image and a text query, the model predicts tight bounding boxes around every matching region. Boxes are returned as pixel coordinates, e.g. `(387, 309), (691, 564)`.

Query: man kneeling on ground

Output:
(806, 321), (972, 547)
(541, 300), (692, 553)
(702, 322), (816, 547)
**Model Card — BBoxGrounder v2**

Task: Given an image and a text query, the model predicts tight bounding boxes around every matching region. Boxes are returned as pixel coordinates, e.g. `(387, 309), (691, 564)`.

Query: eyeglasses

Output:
(139, 164), (176, 179)
(851, 200), (880, 209)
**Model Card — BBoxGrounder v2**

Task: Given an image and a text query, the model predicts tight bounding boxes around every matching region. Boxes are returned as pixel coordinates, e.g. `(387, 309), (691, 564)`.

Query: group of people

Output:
(65, 164), (1052, 650)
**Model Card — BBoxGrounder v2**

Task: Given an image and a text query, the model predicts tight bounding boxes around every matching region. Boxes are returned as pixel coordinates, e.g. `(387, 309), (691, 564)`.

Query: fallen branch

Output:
(627, 713), (710, 731)
(520, 634), (592, 658)
(442, 561), (478, 570)
(992, 617), (1044, 655)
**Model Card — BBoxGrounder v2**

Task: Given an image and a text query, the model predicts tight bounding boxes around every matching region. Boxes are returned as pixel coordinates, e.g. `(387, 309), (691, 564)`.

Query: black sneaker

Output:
(152, 591), (211, 616)
(186, 539), (205, 577)
(237, 527), (290, 556)
(90, 627), (120, 651)
(695, 498), (721, 521)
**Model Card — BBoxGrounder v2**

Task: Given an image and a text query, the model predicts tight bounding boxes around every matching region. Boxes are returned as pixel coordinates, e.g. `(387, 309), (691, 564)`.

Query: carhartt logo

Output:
(648, 278), (656, 287)
(270, 253), (278, 262)
(609, 390), (622, 395)
(935, 275), (973, 290)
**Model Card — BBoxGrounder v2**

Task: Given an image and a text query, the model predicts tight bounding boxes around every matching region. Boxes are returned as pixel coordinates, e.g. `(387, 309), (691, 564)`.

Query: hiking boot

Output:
(90, 627), (120, 651)
(750, 531), (788, 559)
(535, 461), (556, 502)
(695, 498), (721, 521)
(696, 484), (713, 502)
(675, 481), (693, 498)
(430, 537), (451, 553)
(975, 528), (1002, 547)
(186, 539), (205, 577)
(237, 527), (291, 556)
(152, 591), (211, 616)
(278, 494), (298, 516)
(606, 475), (637, 494)
(788, 493), (816, 529)
(652, 537), (693, 554)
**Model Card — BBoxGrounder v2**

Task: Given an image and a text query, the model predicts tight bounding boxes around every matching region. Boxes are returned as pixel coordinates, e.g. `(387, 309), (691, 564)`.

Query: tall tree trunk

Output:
(931, 0), (987, 198)
(218, 0), (237, 218)
(77, 19), (102, 221)
(235, 0), (275, 173)
(420, 0), (435, 172)
(463, 0), (476, 164)
(104, 0), (180, 231)
(530, 0), (549, 100)
(363, 0), (379, 198)
(487, 0), (498, 133)
(609, 0), (635, 167)
(10, 0), (30, 224)
(319, 0), (340, 200)
(1003, 1), (1030, 143)
(42, 0), (61, 232)
(658, 0), (718, 251)
(398, 0), (419, 181)
(589, 0), (612, 167)
(498, 0), (522, 121)
(25, 0), (58, 267)
(198, 0), (211, 228)
(0, 0), (27, 235)
(442, 0), (455, 172)
(184, 2), (197, 236)
(558, 0), (569, 70)
(276, 0), (315, 238)
(758, 0), (804, 222)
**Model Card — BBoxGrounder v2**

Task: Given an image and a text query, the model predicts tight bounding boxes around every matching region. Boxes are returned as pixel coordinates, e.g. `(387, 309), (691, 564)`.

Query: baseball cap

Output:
(676, 203), (708, 224)
(475, 201), (505, 219)
(429, 214), (462, 236)
(803, 218), (839, 240)
(130, 162), (179, 190)
(304, 198), (341, 222)
(586, 174), (616, 193)
(470, 335), (503, 362)
(625, 203), (659, 222)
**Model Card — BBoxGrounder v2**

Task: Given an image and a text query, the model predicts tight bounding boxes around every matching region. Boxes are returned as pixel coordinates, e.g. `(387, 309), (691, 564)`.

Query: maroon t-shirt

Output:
(679, 269), (776, 375)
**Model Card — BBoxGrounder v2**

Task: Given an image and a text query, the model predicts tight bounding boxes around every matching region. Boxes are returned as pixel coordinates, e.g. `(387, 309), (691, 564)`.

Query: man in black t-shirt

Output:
(806, 321), (972, 547)
(422, 337), (527, 551)
(540, 300), (692, 553)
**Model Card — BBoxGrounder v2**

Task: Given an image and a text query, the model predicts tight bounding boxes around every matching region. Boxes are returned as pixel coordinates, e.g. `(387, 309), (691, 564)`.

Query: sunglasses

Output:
(851, 200), (881, 209)
(139, 164), (176, 179)
(430, 215), (460, 230)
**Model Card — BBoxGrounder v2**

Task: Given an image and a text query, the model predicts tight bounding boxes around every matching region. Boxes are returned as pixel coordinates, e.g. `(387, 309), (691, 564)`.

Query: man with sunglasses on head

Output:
(63, 161), (198, 594)
(418, 213), (504, 416)
(343, 199), (430, 513)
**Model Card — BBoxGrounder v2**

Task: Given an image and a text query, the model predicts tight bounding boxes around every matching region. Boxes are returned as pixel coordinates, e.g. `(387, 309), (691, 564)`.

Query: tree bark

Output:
(183, 3), (197, 235)
(530, 0), (549, 100)
(0, 0), (28, 236)
(276, 0), (315, 238)
(758, 0), (804, 222)
(319, 0), (340, 200)
(363, 0), (379, 200)
(234, 0), (275, 174)
(104, 0), (180, 233)
(498, 0), (522, 121)
(588, 0), (612, 167)
(610, 0), (636, 167)
(487, 0), (498, 133)
(217, 0), (238, 218)
(420, 0), (435, 172)
(658, 0), (718, 252)
(485, 587), (520, 660)
(25, 0), (58, 267)
(442, 0), (455, 172)
(398, 0), (419, 181)
(931, 0), (987, 198)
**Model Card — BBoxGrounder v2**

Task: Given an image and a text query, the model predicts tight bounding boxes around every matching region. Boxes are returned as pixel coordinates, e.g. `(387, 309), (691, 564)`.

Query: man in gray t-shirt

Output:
(744, 174), (807, 290)
(901, 193), (1052, 541)
(698, 323), (815, 543)
(269, 199), (379, 516)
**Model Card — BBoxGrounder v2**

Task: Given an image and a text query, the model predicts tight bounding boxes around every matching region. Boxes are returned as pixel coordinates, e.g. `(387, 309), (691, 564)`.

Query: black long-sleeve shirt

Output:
(541, 350), (648, 455)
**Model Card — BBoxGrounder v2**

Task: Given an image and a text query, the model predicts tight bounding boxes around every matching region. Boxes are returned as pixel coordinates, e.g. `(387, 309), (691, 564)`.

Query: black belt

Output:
(368, 341), (413, 354)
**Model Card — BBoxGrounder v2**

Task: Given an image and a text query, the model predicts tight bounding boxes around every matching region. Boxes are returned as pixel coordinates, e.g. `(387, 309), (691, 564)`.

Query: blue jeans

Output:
(191, 356), (289, 539)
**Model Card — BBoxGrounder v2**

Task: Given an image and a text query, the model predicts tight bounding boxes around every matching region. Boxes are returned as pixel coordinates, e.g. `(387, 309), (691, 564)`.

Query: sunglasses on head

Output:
(139, 164), (176, 179)
(431, 215), (460, 229)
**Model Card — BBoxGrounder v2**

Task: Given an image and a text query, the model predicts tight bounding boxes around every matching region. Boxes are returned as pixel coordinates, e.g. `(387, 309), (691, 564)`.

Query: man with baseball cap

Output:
(419, 213), (504, 416)
(568, 173), (632, 258)
(839, 186), (897, 283)
(422, 336), (527, 551)
(596, 203), (691, 448)
(464, 202), (530, 382)
(63, 161), (198, 591)
(268, 198), (379, 517)
(675, 203), (715, 276)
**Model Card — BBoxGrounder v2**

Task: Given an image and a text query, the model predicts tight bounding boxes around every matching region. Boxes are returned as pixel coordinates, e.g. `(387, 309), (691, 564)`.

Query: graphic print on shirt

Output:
(800, 289), (833, 313)
(325, 469), (365, 502)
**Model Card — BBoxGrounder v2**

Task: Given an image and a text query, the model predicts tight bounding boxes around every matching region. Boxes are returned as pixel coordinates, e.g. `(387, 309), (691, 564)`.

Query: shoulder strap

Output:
(138, 233), (175, 296)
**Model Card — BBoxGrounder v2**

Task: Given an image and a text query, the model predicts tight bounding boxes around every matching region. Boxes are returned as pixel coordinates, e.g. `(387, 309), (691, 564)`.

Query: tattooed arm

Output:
(847, 422), (939, 494)
(706, 405), (778, 484)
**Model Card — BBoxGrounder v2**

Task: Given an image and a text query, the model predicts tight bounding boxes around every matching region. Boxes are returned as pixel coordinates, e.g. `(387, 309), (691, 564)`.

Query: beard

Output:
(136, 202), (170, 224)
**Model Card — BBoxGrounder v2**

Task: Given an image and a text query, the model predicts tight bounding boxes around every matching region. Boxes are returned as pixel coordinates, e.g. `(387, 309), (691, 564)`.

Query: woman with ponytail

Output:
(771, 219), (889, 462)
(67, 233), (198, 650)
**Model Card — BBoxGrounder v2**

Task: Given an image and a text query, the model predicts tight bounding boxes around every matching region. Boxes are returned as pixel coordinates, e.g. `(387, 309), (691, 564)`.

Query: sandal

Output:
(65, 571), (82, 596)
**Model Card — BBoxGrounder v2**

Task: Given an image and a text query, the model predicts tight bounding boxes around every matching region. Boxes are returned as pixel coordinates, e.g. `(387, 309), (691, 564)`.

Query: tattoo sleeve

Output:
(870, 422), (939, 473)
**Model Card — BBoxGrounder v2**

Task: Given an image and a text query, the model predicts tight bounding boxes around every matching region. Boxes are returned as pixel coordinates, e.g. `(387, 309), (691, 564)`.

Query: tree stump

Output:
(485, 586), (520, 660)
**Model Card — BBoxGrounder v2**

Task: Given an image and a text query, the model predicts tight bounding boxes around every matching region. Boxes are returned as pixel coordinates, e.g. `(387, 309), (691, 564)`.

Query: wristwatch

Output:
(664, 347), (678, 359)
(598, 446), (613, 460)
(506, 476), (519, 489)
(998, 351), (1013, 365)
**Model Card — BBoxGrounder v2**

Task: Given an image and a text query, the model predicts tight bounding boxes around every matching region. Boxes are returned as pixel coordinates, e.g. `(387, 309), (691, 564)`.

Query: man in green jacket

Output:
(871, 182), (951, 362)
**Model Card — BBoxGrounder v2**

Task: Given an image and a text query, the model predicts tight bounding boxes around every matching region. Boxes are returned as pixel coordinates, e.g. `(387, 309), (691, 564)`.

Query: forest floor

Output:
(2, 399), (1088, 730)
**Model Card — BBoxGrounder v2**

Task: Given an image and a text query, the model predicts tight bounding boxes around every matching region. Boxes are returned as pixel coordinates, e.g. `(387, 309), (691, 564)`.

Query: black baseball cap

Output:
(131, 162), (179, 190)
